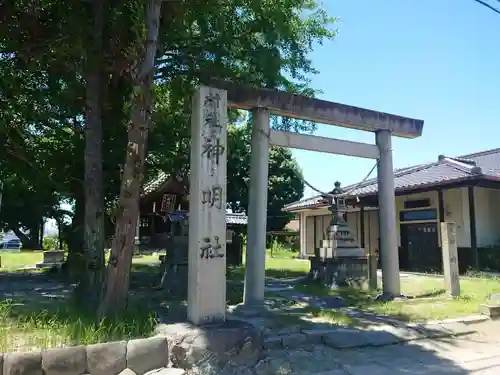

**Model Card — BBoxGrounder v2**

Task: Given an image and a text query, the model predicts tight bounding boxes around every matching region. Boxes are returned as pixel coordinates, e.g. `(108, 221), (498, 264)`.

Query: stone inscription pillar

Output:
(376, 129), (401, 296)
(243, 108), (270, 307)
(441, 222), (460, 297)
(187, 86), (228, 325)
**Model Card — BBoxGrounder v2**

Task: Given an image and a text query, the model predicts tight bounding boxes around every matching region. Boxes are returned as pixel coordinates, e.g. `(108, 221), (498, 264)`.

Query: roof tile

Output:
(284, 148), (500, 211)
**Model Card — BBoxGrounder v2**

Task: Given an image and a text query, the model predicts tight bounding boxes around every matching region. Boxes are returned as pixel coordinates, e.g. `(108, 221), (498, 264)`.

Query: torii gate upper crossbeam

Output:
(208, 79), (424, 139)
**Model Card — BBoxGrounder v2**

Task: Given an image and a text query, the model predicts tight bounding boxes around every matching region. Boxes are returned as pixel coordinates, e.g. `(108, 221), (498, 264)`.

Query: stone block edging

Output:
(1, 336), (174, 375)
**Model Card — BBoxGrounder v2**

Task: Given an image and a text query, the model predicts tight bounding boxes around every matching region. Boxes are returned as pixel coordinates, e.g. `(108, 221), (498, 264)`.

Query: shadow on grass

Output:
(295, 282), (418, 323)
(415, 289), (447, 299)
(227, 265), (308, 281)
(0, 268), (162, 351)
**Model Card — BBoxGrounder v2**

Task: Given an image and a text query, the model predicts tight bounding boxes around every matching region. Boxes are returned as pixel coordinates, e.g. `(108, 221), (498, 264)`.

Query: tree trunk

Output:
(65, 195), (85, 281)
(39, 217), (45, 249)
(99, 0), (162, 316)
(79, 0), (106, 309)
(12, 227), (39, 250)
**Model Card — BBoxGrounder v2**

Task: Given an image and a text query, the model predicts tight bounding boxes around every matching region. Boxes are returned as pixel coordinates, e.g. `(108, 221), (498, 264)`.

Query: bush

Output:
(478, 246), (500, 272)
(43, 236), (67, 251)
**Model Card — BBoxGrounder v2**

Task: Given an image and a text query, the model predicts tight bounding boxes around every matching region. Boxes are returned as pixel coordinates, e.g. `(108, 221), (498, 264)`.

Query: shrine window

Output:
(404, 199), (431, 210)
(399, 209), (437, 222)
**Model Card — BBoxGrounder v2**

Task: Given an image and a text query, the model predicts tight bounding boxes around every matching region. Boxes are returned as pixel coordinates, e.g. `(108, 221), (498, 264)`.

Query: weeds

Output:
(0, 298), (157, 352)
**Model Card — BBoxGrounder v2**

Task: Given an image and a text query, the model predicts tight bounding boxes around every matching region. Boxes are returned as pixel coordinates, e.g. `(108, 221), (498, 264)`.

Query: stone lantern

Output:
(318, 181), (364, 259)
(310, 181), (369, 289)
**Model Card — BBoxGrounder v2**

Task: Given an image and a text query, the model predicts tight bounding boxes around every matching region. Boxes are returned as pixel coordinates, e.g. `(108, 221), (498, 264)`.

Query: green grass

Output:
(0, 251), (165, 273)
(300, 275), (500, 323)
(0, 246), (308, 352)
(227, 245), (309, 281)
(0, 251), (162, 352)
(0, 251), (43, 271)
(0, 298), (156, 352)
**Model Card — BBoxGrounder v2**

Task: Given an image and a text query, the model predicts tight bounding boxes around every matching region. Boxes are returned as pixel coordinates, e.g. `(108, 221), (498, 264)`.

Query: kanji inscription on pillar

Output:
(187, 86), (228, 325)
(440, 222), (460, 297)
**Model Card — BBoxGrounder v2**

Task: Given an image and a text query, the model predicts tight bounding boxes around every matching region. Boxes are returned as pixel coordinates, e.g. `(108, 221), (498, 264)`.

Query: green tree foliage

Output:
(0, 0), (336, 311)
(227, 123), (304, 231)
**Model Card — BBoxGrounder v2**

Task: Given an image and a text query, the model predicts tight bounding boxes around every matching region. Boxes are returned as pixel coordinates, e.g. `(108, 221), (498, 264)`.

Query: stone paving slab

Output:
(459, 355), (500, 373)
(410, 323), (455, 338)
(343, 363), (407, 375)
(439, 322), (477, 336)
(260, 318), (479, 351)
(311, 370), (350, 375)
(322, 329), (372, 349)
(369, 323), (425, 342)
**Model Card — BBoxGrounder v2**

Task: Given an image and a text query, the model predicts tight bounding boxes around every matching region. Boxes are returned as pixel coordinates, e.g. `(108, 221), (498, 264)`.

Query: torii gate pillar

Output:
(376, 130), (401, 296)
(243, 108), (270, 307)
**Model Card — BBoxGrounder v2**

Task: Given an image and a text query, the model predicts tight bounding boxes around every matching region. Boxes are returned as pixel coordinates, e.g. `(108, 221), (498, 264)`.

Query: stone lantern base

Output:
(308, 254), (378, 291)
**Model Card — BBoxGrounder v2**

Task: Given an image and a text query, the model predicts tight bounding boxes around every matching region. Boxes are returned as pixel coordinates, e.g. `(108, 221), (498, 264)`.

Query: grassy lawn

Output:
(227, 247), (309, 281)
(0, 251), (43, 271)
(0, 251), (165, 272)
(300, 275), (500, 323)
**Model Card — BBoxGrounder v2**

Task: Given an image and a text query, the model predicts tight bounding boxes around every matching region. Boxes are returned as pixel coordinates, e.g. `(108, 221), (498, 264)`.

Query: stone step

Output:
(480, 304), (500, 318)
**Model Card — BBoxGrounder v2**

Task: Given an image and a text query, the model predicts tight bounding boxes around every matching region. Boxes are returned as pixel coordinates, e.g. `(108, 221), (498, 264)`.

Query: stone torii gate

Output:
(187, 82), (424, 325)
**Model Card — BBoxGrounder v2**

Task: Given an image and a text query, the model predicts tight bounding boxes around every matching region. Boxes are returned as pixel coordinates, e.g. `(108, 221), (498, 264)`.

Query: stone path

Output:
(222, 276), (500, 374)
(202, 319), (500, 375)
(251, 325), (500, 375)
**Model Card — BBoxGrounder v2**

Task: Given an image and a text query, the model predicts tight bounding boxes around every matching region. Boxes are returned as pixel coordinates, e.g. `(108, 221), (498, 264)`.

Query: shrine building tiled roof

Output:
(142, 172), (170, 196)
(284, 148), (500, 212)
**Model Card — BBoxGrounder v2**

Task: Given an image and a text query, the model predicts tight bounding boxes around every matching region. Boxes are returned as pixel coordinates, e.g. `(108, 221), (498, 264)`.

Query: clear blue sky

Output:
(294, 0), (500, 198)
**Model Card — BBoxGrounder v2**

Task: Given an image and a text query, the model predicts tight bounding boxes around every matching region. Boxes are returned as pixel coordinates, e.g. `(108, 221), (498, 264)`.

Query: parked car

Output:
(1, 238), (21, 251)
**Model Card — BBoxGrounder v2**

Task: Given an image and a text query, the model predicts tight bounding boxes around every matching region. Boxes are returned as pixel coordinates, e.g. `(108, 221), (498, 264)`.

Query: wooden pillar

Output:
(313, 215), (318, 258)
(360, 207), (365, 248)
(151, 201), (156, 237)
(468, 186), (479, 269)
(437, 189), (445, 223)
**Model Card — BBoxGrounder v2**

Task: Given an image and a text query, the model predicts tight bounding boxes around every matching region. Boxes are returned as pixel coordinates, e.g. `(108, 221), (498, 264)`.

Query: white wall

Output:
(297, 186), (500, 258)
(473, 187), (500, 247)
(442, 187), (470, 247)
(443, 186), (500, 248)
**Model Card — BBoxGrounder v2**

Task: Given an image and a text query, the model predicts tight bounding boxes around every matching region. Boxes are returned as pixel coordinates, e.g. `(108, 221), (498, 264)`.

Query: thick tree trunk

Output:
(99, 0), (162, 316)
(79, 0), (106, 309)
(12, 227), (39, 250)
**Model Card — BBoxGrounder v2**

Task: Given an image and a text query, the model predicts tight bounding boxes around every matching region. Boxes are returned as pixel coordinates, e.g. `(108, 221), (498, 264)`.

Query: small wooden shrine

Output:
(138, 172), (246, 267)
